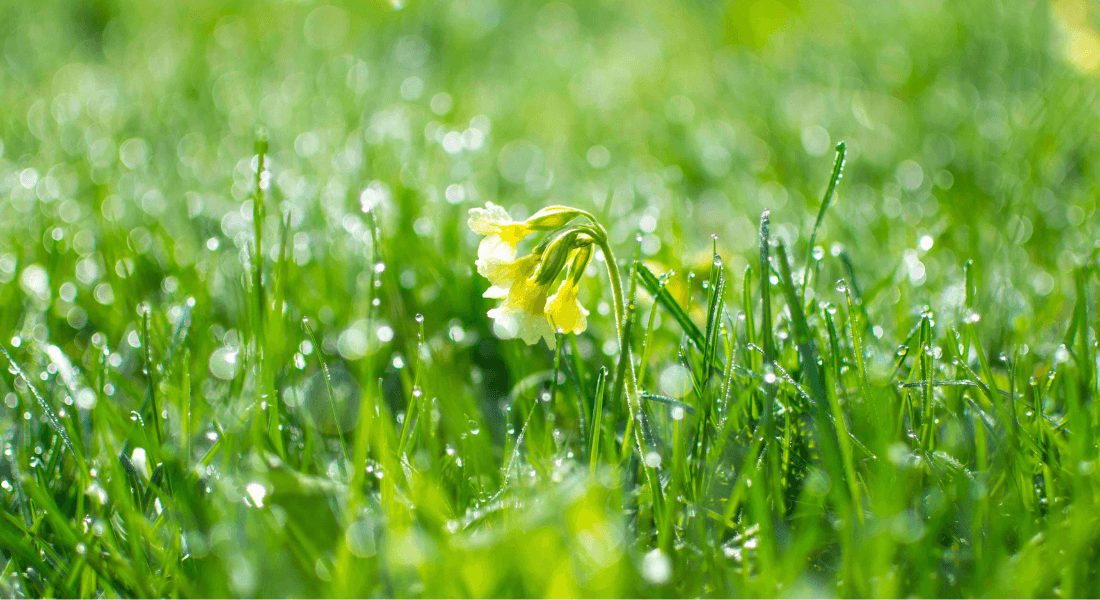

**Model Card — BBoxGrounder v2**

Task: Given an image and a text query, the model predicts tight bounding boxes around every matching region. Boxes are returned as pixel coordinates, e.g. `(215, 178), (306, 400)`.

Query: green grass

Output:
(2, 0), (1100, 597)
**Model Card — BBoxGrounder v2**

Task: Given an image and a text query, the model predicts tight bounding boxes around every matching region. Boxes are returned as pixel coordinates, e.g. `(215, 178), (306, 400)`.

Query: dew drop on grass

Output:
(245, 482), (266, 507)
(209, 347), (240, 380)
(345, 519), (376, 558)
(658, 364), (691, 398)
(1053, 345), (1070, 364)
(642, 549), (672, 585)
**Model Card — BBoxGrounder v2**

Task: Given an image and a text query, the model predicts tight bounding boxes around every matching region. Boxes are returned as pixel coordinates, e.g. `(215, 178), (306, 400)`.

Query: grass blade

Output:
(637, 263), (706, 351)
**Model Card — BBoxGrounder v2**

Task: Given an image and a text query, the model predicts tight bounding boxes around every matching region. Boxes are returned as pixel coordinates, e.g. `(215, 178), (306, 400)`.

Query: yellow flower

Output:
(478, 253), (542, 299)
(487, 262), (558, 349)
(470, 203), (594, 349)
(546, 278), (588, 335)
(467, 202), (533, 263)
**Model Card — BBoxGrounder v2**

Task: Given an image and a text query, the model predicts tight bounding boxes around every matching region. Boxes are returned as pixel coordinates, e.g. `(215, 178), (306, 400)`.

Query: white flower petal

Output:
(488, 307), (520, 340)
(515, 310), (556, 349)
(467, 201), (513, 235)
(476, 234), (516, 262)
(487, 304), (555, 349)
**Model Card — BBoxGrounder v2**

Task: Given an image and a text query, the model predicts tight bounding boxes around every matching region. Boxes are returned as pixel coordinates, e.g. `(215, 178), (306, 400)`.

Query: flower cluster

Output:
(468, 202), (594, 349)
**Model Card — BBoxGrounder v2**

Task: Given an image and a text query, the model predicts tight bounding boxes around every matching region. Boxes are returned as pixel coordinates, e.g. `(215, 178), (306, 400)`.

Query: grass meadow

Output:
(2, 0), (1100, 597)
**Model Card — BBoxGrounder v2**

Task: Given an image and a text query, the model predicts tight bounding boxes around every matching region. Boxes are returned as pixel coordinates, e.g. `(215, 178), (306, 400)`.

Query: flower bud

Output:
(535, 230), (581, 285)
(524, 206), (583, 231)
(568, 243), (594, 284)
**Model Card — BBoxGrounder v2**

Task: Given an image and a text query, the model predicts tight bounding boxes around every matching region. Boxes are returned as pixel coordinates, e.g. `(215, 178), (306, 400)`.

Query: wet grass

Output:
(2, 0), (1100, 597)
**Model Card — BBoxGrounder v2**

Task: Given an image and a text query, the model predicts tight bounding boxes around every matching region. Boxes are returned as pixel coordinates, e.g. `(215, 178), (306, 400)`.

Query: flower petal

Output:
(476, 234), (516, 262)
(467, 202), (513, 235)
(514, 308), (556, 349)
(546, 280), (588, 335)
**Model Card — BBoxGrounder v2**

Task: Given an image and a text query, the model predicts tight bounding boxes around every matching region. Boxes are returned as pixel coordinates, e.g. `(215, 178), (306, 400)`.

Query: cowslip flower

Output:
(545, 245), (592, 335)
(469, 203), (591, 348)
(487, 263), (558, 348)
(467, 201), (533, 274)
(470, 202), (653, 482)
(478, 253), (542, 301)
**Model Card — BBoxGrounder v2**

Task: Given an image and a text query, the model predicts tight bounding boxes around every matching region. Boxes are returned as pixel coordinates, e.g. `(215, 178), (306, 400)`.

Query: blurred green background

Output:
(2, 0), (1097, 345)
(2, 0), (1100, 597)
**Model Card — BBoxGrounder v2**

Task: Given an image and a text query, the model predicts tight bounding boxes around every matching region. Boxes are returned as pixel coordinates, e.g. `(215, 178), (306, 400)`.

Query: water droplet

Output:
(414, 313), (424, 324)
(641, 549), (672, 585)
(1054, 345), (1070, 364)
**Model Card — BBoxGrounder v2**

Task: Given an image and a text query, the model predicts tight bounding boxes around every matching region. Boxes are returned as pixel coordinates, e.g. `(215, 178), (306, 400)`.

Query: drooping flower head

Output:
(487, 262), (558, 348)
(546, 244), (592, 336)
(468, 203), (593, 349)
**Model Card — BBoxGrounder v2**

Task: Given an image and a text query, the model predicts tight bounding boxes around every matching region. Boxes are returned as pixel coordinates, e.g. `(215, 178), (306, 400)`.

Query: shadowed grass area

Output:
(2, 0), (1100, 597)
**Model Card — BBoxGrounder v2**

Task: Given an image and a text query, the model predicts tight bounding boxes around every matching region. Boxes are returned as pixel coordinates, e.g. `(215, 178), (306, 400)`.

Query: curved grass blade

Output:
(640, 393), (697, 416)
(2, 347), (77, 459)
(802, 141), (847, 295)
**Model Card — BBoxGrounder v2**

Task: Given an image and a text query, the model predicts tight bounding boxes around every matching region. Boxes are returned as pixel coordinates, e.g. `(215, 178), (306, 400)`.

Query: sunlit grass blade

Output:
(802, 141), (846, 295)
(2, 347), (79, 460)
(637, 263), (705, 351)
(775, 241), (846, 502)
(589, 367), (607, 471)
(303, 318), (351, 473)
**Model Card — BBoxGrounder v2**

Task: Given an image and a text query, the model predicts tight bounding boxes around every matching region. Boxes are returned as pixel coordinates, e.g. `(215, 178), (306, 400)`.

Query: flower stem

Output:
(589, 231), (646, 459)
